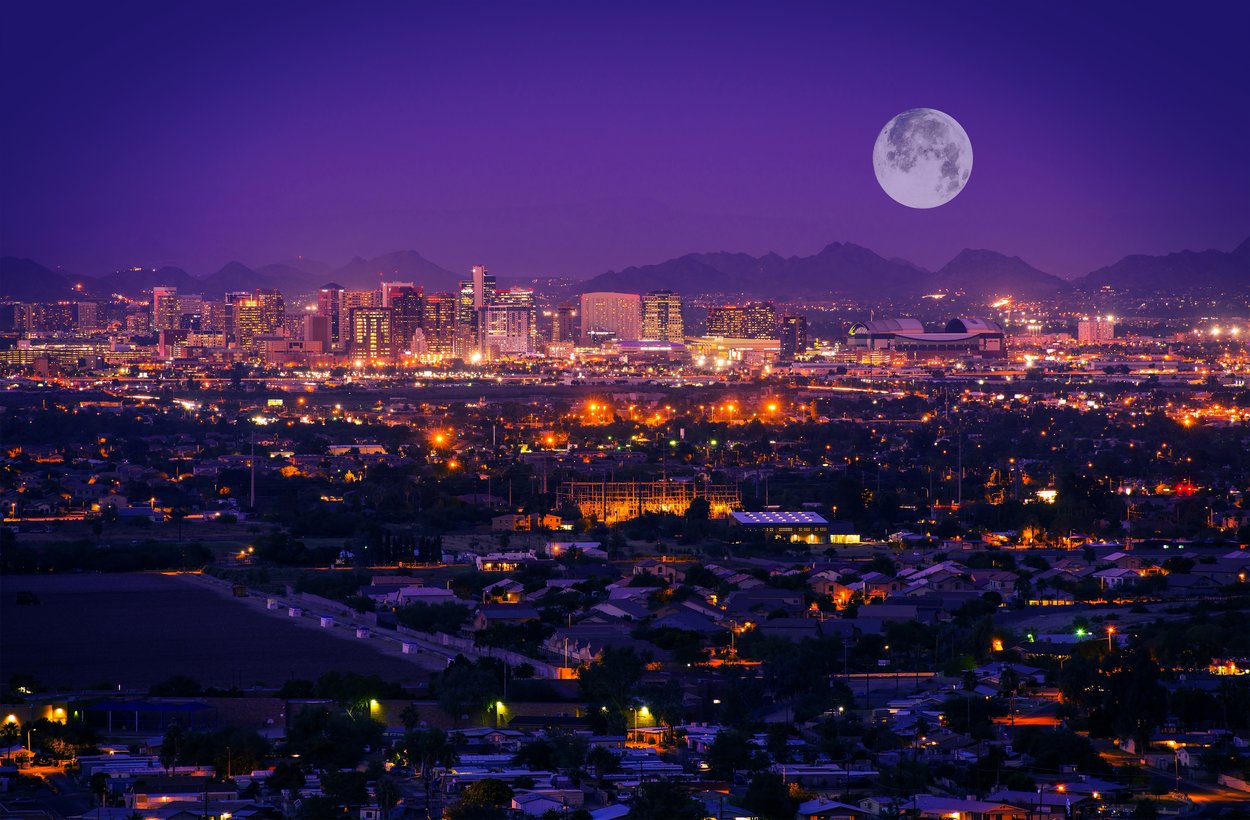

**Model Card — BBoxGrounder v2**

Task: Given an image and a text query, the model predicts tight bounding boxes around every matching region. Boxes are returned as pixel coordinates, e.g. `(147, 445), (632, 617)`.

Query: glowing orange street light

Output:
(1106, 625), (1115, 652)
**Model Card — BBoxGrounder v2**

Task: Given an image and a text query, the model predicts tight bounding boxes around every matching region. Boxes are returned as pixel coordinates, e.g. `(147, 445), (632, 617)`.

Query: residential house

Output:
(473, 605), (540, 631)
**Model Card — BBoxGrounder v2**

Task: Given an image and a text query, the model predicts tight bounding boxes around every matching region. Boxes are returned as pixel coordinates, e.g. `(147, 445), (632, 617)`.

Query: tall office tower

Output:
(342, 289), (377, 317)
(454, 280), (477, 356)
(491, 288), (537, 351)
(349, 307), (394, 360)
(303, 314), (331, 352)
(744, 302), (779, 338)
(255, 288), (286, 334)
(318, 283), (345, 348)
(641, 290), (684, 342)
(706, 301), (778, 339)
(233, 297), (267, 351)
(552, 305), (578, 343)
(178, 293), (204, 320)
(779, 315), (808, 360)
(224, 291), (251, 341)
(151, 287), (180, 331)
(26, 302), (77, 333)
(385, 284), (423, 353)
(455, 279), (475, 326)
(480, 303), (535, 356)
(421, 293), (457, 356)
(579, 292), (641, 345)
(126, 312), (150, 333)
(1077, 316), (1116, 343)
(176, 293), (203, 332)
(74, 302), (100, 331)
(470, 264), (496, 311)
(201, 300), (227, 333)
(380, 281), (416, 308)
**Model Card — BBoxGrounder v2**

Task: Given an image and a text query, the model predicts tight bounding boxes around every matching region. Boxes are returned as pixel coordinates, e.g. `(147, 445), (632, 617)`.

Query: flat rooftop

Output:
(729, 511), (829, 525)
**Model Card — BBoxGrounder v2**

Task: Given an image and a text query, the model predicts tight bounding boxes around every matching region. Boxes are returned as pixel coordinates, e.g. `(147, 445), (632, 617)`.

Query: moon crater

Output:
(873, 108), (972, 208)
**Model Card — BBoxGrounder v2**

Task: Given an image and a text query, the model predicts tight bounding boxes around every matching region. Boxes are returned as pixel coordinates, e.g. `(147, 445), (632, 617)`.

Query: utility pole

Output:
(249, 433), (256, 510)
(956, 428), (963, 510)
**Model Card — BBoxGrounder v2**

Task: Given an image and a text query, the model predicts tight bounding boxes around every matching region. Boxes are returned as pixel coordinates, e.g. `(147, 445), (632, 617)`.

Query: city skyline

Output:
(3, 4), (1250, 818)
(3, 1), (1247, 280)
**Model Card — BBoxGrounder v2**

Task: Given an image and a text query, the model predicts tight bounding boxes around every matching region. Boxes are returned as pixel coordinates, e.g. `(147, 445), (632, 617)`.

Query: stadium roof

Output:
(848, 318), (924, 335)
(946, 317), (1004, 333)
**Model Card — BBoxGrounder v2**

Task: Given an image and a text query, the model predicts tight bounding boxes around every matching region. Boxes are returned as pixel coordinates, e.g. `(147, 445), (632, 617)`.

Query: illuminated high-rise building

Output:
(255, 289), (286, 334)
(780, 315), (808, 360)
(227, 289), (285, 352)
(421, 293), (457, 356)
(178, 293), (203, 319)
(1077, 316), (1116, 343)
(152, 287), (180, 331)
(380, 281), (415, 308)
(490, 288), (536, 351)
(641, 290), (684, 342)
(317, 283), (345, 348)
(202, 300), (227, 333)
(579, 292), (641, 346)
(25, 302), (77, 333)
(303, 314), (331, 352)
(707, 301), (777, 339)
(454, 279), (474, 324)
(342, 289), (377, 317)
(384, 284), (423, 353)
(349, 307), (394, 360)
(481, 303), (534, 356)
(453, 280), (476, 356)
(233, 298), (267, 351)
(176, 294), (203, 332)
(224, 291), (250, 341)
(471, 265), (495, 311)
(553, 305), (578, 343)
(75, 301), (101, 331)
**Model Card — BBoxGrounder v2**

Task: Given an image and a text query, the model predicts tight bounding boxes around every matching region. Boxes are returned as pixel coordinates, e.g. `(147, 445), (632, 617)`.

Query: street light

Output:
(1106, 625), (1115, 652)
(631, 705), (649, 741)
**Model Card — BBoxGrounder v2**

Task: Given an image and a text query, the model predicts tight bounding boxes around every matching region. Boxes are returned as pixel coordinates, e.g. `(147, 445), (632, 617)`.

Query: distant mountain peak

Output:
(935, 249), (1066, 297)
(1233, 236), (1250, 260)
(213, 260), (255, 276)
(581, 240), (924, 297)
(1076, 243), (1250, 290)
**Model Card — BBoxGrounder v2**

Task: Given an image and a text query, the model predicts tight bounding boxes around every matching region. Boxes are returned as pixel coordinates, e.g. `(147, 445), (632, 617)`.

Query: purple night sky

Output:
(2, 1), (1247, 280)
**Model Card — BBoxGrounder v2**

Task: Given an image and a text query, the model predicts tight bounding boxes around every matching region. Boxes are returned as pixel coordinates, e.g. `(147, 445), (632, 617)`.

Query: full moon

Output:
(872, 108), (973, 209)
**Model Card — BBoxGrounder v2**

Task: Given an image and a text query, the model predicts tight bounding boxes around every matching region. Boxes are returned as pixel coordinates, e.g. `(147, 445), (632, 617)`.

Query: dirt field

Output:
(0, 572), (436, 691)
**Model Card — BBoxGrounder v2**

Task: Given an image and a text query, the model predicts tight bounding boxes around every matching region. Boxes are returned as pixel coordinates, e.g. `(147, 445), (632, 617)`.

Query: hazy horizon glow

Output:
(2, 1), (1248, 280)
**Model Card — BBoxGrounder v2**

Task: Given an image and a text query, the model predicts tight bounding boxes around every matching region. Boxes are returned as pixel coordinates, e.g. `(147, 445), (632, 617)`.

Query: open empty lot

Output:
(0, 572), (433, 691)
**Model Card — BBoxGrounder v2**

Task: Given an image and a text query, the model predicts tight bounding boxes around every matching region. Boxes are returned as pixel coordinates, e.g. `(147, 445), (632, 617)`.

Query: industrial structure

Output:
(560, 480), (740, 525)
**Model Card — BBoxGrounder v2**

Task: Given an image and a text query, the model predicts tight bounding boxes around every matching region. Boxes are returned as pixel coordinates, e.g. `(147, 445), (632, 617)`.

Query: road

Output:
(1096, 741), (1250, 813)
(0, 766), (94, 820)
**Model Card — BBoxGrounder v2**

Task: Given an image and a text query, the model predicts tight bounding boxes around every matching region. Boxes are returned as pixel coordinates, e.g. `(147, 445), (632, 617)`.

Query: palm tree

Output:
(402, 728), (459, 819)
(376, 775), (400, 820)
(961, 670), (978, 731)
(400, 703), (422, 732)
(998, 667), (1021, 727)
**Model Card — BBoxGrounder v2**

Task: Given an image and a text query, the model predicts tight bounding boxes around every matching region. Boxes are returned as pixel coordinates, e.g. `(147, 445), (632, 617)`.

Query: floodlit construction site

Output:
(559, 480), (741, 525)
